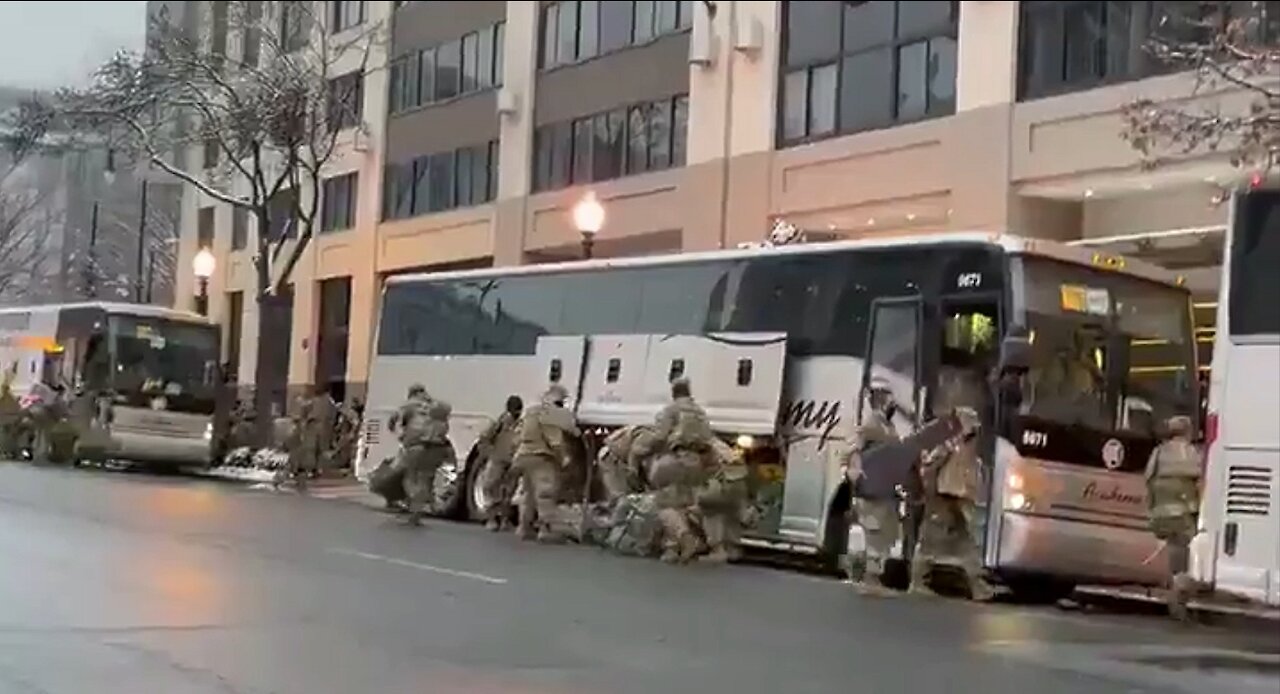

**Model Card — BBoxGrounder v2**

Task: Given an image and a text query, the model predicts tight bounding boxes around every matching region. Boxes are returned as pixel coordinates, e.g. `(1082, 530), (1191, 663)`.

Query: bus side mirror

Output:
(999, 334), (1032, 374)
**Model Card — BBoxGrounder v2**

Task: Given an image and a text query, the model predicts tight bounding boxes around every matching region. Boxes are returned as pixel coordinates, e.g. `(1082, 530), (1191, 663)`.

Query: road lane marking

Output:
(326, 548), (509, 585)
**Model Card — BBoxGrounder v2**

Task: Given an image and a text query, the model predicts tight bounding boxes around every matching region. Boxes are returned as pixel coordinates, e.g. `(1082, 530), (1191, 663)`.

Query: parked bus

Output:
(0, 302), (220, 467)
(359, 233), (1197, 595)
(1194, 184), (1280, 606)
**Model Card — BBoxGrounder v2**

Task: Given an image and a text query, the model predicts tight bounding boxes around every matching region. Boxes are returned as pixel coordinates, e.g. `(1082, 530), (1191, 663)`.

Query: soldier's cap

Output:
(1165, 415), (1193, 436)
(955, 406), (981, 431)
(407, 383), (427, 396)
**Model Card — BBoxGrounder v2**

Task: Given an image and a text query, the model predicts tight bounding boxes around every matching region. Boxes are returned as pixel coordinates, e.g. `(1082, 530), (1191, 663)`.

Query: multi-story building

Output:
(178, 0), (1258, 406)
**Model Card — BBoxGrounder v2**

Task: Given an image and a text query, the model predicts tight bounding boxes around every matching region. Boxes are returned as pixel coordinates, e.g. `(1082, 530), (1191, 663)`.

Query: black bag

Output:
(368, 457), (406, 503)
(859, 414), (963, 499)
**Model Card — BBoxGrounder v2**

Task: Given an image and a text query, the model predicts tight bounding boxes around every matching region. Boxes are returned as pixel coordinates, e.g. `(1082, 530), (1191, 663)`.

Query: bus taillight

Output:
(1205, 411), (1220, 447)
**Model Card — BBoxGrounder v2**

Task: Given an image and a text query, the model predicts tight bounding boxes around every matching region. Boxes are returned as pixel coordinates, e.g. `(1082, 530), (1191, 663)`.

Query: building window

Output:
(389, 22), (505, 115)
(321, 172), (358, 232)
(381, 140), (498, 221)
(327, 71), (364, 132)
(243, 1), (263, 67)
(532, 93), (688, 192)
(1016, 1), (1237, 100)
(539, 0), (694, 69)
(779, 1), (957, 146)
(202, 136), (219, 169)
(331, 0), (366, 33)
(210, 1), (228, 68)
(267, 189), (297, 240)
(197, 206), (215, 248)
(231, 208), (248, 250)
(280, 0), (309, 53)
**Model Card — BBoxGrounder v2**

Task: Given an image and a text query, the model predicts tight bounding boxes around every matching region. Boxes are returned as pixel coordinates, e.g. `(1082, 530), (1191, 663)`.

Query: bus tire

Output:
(463, 449), (487, 521)
(431, 455), (469, 520)
(1005, 576), (1076, 604)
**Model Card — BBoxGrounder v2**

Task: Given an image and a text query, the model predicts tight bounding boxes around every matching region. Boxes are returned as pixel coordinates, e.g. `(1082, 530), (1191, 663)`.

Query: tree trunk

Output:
(250, 291), (296, 448)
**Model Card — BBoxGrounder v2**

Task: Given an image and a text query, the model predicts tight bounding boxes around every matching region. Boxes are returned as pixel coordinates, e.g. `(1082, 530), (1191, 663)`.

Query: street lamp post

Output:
(572, 191), (605, 260)
(192, 247), (216, 317)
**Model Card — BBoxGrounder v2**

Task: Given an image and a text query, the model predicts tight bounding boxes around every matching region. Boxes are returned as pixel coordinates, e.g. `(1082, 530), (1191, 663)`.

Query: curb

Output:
(1075, 586), (1280, 632)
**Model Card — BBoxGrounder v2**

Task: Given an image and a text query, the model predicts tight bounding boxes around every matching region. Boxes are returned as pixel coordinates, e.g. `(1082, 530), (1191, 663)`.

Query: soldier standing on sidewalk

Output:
(1144, 415), (1202, 619)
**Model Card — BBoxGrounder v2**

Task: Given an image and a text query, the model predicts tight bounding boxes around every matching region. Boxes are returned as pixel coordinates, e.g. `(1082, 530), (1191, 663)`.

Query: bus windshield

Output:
(1015, 257), (1197, 438)
(109, 315), (220, 414)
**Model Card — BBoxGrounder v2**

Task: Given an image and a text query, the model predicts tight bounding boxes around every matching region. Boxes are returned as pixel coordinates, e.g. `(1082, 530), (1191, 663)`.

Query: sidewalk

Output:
(1075, 584), (1280, 632)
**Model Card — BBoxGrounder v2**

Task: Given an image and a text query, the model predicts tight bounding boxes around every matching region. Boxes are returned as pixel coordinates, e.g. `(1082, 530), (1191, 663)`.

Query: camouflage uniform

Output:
(909, 407), (995, 601)
(846, 407), (901, 592)
(478, 397), (523, 531)
(513, 384), (579, 542)
(391, 384), (453, 526)
(1144, 415), (1201, 615)
(695, 438), (748, 563)
(289, 390), (333, 485)
(598, 424), (661, 503)
(650, 378), (716, 564)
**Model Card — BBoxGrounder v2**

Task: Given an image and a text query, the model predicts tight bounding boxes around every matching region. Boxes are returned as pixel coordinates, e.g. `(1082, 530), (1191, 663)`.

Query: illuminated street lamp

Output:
(192, 247), (216, 316)
(572, 191), (605, 259)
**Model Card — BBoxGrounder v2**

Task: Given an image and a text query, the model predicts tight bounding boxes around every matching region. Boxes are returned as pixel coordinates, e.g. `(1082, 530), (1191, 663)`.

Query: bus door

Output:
(932, 293), (1002, 556)
(859, 296), (923, 558)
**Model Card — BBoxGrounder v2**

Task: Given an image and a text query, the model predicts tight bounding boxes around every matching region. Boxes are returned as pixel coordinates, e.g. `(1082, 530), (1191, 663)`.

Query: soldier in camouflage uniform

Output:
(598, 424), (661, 504)
(909, 407), (996, 601)
(478, 395), (523, 531)
(845, 379), (903, 594)
(650, 377), (716, 564)
(695, 438), (748, 563)
(513, 384), (579, 543)
(1144, 415), (1201, 618)
(389, 383), (453, 527)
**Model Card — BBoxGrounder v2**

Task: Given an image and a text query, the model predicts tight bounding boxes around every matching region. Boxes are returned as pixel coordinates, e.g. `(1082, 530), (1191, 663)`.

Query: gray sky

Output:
(0, 1), (147, 90)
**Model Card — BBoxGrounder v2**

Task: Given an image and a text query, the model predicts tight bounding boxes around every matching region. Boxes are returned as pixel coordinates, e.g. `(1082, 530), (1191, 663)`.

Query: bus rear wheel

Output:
(1005, 576), (1076, 604)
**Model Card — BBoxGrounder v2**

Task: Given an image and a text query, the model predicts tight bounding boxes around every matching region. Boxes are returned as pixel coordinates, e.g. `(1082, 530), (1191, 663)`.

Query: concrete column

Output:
(956, 0), (1020, 113)
(497, 0), (538, 200)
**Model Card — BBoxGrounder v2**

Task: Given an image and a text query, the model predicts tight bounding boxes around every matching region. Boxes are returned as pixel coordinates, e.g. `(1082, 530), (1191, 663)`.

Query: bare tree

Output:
(14, 1), (383, 439)
(0, 117), (56, 302)
(1122, 1), (1280, 175)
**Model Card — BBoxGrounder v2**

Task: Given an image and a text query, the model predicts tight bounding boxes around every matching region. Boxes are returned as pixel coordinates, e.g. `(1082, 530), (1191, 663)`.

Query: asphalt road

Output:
(0, 463), (1277, 694)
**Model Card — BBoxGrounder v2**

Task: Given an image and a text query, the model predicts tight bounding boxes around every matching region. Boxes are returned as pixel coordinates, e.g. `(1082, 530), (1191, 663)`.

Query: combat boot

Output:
(485, 517), (501, 532)
(515, 523), (535, 541)
(699, 547), (731, 564)
(537, 529), (567, 545)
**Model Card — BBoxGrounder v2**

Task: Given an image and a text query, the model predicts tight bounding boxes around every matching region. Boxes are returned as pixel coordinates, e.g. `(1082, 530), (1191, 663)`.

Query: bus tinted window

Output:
(379, 282), (479, 355)
(637, 261), (734, 334)
(476, 275), (564, 354)
(560, 268), (644, 335)
(724, 254), (848, 355)
(1230, 190), (1280, 337)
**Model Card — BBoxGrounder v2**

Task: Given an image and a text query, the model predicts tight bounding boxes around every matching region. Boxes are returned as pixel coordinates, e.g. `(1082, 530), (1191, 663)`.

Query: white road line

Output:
(326, 548), (509, 585)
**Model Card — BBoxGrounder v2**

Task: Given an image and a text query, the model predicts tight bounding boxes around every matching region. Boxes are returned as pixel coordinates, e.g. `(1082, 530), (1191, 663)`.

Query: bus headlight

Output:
(203, 422), (214, 442)
(735, 434), (755, 450)
(1007, 492), (1030, 511)
(1007, 472), (1024, 492)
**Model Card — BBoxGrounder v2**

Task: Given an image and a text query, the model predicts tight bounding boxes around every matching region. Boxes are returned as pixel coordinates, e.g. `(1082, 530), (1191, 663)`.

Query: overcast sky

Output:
(0, 1), (147, 90)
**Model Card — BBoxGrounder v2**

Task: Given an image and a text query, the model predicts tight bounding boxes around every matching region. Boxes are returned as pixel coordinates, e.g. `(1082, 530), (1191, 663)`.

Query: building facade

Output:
(178, 0), (1259, 406)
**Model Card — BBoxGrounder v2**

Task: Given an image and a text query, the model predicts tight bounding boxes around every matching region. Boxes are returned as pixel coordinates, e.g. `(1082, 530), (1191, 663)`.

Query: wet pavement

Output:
(1, 462), (1277, 694)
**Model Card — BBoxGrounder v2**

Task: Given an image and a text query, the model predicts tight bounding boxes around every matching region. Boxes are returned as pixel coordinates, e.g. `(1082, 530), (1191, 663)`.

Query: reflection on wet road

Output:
(0, 464), (1275, 693)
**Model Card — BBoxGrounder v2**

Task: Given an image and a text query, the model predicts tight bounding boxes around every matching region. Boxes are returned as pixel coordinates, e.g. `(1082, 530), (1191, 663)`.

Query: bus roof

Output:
(0, 301), (213, 324)
(385, 232), (1185, 289)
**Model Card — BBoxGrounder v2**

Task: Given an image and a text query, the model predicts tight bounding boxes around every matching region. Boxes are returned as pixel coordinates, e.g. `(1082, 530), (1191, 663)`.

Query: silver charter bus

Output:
(0, 302), (221, 467)
(359, 233), (1197, 595)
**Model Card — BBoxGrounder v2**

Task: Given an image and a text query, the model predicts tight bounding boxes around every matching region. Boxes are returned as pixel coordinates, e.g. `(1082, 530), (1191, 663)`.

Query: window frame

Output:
(331, 0), (366, 34)
(777, 0), (959, 147)
(531, 93), (689, 193)
(320, 172), (359, 233)
(539, 0), (694, 71)
(390, 22), (504, 115)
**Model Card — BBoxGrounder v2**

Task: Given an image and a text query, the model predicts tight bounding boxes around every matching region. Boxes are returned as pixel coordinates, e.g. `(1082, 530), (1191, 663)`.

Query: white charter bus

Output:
(0, 302), (220, 467)
(1194, 185), (1280, 606)
(359, 233), (1198, 594)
